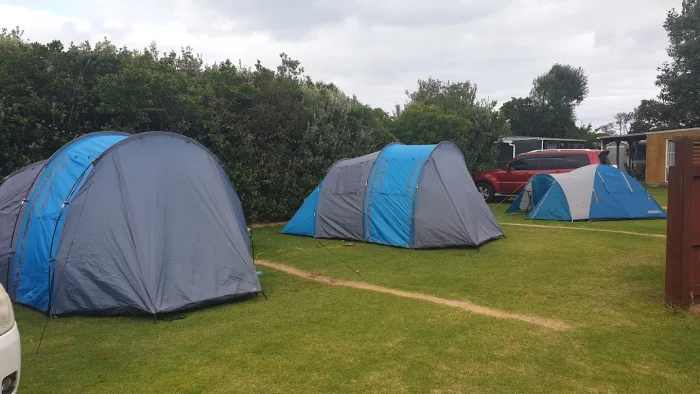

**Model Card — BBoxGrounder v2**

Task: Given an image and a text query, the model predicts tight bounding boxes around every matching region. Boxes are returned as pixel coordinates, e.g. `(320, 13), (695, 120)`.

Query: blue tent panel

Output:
(506, 174), (556, 214)
(282, 181), (323, 237)
(588, 165), (667, 220)
(365, 144), (436, 247)
(505, 192), (523, 214)
(527, 183), (572, 221)
(530, 175), (556, 207)
(10, 133), (127, 310)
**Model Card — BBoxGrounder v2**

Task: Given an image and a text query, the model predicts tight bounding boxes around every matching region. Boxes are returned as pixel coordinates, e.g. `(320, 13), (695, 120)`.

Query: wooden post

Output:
(665, 137), (700, 309)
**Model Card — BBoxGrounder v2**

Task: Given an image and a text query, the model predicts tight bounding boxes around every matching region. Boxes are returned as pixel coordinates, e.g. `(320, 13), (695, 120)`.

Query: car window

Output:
(510, 157), (536, 170)
(536, 156), (565, 170)
(565, 154), (591, 169)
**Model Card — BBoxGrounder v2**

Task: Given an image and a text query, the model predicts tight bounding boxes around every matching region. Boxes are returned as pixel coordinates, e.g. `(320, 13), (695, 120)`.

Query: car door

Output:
(501, 156), (537, 194)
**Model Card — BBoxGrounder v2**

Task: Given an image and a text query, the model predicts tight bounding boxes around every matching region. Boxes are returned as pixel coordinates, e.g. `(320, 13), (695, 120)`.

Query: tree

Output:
(656, 0), (700, 127)
(393, 77), (508, 172)
(501, 64), (590, 139)
(530, 64), (589, 110)
(629, 99), (675, 134)
(500, 97), (540, 136)
(595, 123), (616, 135)
(613, 112), (634, 135)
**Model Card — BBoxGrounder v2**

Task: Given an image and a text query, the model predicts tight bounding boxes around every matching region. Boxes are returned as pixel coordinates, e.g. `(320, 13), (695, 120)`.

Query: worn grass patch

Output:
(15, 186), (700, 393)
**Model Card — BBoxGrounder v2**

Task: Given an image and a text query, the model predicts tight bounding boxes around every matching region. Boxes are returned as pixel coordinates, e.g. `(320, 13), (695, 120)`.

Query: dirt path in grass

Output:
(255, 259), (571, 331)
(500, 223), (665, 238)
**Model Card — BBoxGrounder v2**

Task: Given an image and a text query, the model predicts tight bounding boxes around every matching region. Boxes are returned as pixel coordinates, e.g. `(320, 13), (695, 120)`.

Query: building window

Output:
(666, 140), (676, 182)
(545, 141), (558, 149)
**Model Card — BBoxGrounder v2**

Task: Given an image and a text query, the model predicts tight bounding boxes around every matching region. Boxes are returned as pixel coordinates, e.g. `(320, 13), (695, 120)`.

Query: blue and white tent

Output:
(283, 142), (504, 248)
(505, 164), (667, 221)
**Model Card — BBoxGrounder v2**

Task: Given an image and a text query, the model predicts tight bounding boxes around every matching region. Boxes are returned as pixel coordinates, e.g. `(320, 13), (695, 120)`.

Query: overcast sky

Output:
(0, 0), (681, 127)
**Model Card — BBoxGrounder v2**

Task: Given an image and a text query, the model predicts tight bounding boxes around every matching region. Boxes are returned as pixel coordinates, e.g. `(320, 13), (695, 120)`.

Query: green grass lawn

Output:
(15, 186), (699, 393)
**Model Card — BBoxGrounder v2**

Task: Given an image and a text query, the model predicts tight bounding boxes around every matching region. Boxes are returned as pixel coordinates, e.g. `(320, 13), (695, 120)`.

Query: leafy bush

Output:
(0, 29), (507, 222)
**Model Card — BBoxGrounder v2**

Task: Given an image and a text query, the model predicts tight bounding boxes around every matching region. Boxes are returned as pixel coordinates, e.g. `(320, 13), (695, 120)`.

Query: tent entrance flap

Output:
(316, 152), (378, 241)
(366, 145), (434, 247)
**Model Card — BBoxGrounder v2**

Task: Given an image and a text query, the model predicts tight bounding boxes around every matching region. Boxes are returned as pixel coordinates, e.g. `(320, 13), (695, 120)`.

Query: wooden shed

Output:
(600, 127), (700, 186)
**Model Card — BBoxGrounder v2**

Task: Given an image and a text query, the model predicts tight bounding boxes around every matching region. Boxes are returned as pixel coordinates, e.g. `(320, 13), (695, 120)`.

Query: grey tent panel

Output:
(0, 160), (46, 289)
(413, 143), (503, 247)
(412, 158), (470, 247)
(316, 152), (379, 240)
(53, 132), (260, 315)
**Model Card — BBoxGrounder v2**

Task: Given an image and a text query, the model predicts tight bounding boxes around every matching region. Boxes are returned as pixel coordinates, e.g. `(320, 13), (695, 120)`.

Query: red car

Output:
(473, 149), (610, 202)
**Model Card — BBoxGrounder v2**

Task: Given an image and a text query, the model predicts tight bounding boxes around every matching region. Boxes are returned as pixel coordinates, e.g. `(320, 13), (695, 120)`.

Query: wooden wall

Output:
(646, 128), (700, 185)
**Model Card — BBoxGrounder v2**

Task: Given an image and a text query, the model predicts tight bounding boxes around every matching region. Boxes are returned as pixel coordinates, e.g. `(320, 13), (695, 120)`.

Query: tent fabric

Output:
(506, 164), (667, 221)
(52, 132), (260, 315)
(317, 151), (380, 241)
(9, 132), (128, 309)
(284, 181), (323, 237)
(366, 144), (436, 247)
(0, 131), (260, 315)
(413, 143), (504, 247)
(283, 141), (504, 248)
(0, 160), (47, 290)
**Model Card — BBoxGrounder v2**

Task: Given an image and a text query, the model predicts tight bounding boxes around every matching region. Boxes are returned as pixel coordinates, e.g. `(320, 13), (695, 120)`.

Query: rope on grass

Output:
(500, 223), (665, 238)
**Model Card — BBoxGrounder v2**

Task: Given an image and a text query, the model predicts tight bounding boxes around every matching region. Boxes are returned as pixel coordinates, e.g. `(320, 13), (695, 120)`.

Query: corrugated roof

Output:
(597, 127), (700, 141)
(501, 136), (586, 143)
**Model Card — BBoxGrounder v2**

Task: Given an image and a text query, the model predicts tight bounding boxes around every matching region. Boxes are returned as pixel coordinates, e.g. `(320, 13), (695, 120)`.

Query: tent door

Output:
(365, 157), (423, 247)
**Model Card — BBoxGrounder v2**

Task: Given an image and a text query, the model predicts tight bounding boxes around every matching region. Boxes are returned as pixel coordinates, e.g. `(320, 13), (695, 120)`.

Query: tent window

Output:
(328, 163), (368, 195)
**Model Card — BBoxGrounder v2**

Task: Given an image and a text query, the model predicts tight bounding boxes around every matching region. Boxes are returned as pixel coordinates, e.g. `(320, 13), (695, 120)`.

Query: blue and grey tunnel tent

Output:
(0, 131), (260, 315)
(283, 142), (504, 248)
(506, 164), (667, 221)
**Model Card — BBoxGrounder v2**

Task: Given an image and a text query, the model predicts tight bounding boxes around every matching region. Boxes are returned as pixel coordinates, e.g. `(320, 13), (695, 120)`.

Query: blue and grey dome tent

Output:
(505, 164), (667, 221)
(283, 142), (504, 248)
(0, 131), (260, 315)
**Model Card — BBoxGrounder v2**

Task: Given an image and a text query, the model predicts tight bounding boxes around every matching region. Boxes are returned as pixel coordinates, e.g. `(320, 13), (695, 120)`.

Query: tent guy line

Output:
(254, 259), (571, 331)
(500, 223), (665, 238)
(253, 221), (665, 239)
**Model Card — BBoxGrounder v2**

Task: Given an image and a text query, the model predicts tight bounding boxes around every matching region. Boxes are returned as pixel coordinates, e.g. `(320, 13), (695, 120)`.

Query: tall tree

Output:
(500, 97), (540, 136)
(629, 99), (675, 134)
(530, 64), (589, 110)
(501, 64), (590, 139)
(656, 0), (700, 127)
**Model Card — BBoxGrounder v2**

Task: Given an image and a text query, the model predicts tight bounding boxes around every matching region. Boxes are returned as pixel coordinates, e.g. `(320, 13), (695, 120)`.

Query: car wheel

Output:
(476, 182), (494, 203)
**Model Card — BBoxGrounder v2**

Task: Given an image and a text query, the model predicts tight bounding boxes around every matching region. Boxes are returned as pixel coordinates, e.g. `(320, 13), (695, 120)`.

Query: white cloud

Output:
(0, 0), (683, 126)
